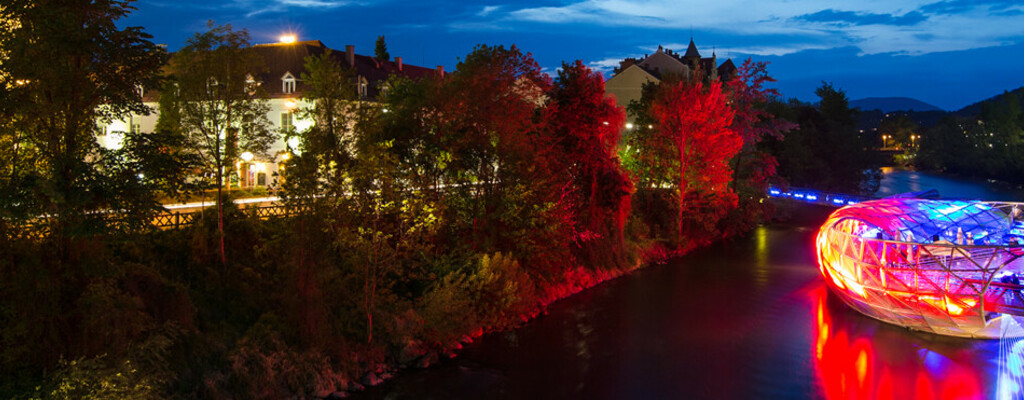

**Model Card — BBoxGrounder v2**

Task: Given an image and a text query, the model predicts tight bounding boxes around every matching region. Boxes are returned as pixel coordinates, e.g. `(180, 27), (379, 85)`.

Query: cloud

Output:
(586, 57), (625, 73)
(478, 5), (501, 17)
(794, 9), (927, 26)
(491, 0), (1024, 57)
(920, 0), (1023, 15)
(232, 0), (351, 17)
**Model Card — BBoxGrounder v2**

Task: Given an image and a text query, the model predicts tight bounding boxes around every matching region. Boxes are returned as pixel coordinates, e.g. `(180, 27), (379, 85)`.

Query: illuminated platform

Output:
(816, 198), (1024, 338)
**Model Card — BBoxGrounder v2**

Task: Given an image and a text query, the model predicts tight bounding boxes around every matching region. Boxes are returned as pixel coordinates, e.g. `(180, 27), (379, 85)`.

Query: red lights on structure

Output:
(815, 198), (1024, 338)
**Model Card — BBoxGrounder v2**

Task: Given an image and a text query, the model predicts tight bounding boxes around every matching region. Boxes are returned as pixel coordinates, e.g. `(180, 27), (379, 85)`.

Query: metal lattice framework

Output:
(817, 198), (1024, 338)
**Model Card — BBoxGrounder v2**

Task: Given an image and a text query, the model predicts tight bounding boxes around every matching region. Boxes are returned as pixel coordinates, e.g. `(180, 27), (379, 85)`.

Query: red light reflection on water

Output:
(809, 285), (983, 400)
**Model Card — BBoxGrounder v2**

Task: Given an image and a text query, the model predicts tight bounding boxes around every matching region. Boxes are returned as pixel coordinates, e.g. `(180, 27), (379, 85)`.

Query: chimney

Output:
(436, 65), (445, 78)
(396, 56), (403, 71)
(346, 45), (355, 67)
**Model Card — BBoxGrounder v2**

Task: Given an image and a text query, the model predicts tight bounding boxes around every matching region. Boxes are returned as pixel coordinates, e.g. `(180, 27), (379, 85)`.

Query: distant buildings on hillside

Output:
(605, 38), (736, 122)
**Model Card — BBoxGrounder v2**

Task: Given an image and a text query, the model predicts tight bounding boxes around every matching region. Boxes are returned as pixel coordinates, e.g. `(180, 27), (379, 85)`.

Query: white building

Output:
(98, 38), (444, 189)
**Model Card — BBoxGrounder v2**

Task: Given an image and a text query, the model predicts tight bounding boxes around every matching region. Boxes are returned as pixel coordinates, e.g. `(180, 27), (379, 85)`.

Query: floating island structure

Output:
(815, 196), (1024, 338)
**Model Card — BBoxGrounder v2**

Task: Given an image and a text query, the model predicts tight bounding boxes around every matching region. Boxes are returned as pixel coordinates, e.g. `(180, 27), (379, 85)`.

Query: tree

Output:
(166, 22), (276, 264)
(428, 44), (556, 255)
(284, 50), (358, 200)
(878, 114), (918, 150)
(375, 35), (390, 62)
(546, 60), (631, 249)
(724, 59), (794, 232)
(0, 0), (166, 251)
(652, 77), (740, 245)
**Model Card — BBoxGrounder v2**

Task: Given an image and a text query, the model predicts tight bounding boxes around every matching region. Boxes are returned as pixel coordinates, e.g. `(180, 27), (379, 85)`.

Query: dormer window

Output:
(282, 72), (296, 94)
(135, 84), (145, 98)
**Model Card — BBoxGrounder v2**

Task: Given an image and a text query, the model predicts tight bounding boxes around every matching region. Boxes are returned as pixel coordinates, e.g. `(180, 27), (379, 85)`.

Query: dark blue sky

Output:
(123, 0), (1024, 110)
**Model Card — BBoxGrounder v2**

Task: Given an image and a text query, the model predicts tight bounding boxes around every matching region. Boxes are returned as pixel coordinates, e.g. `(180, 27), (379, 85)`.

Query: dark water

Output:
(357, 169), (1024, 399)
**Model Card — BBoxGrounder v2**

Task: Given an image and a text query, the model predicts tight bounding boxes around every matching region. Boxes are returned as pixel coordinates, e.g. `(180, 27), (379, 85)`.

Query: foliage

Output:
(764, 83), (882, 194)
(0, 0), (168, 243)
(546, 60), (633, 267)
(32, 356), (157, 400)
(651, 76), (740, 245)
(723, 60), (795, 234)
(166, 21), (276, 263)
(374, 35), (390, 62)
(916, 92), (1024, 182)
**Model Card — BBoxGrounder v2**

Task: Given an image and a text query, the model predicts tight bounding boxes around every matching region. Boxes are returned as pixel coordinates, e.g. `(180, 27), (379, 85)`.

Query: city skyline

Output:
(125, 0), (1023, 110)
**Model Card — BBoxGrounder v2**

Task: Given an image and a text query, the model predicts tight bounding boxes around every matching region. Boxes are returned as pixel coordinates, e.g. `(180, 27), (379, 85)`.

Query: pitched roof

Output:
(717, 59), (737, 79)
(244, 40), (438, 99)
(684, 38), (701, 58)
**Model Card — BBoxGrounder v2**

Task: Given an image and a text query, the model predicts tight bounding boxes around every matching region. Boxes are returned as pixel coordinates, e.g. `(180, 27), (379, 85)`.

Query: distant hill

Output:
(850, 97), (943, 113)
(955, 86), (1024, 117)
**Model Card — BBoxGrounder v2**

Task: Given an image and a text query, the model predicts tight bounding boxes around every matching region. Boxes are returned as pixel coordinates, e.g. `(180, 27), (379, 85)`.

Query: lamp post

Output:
(882, 135), (889, 149)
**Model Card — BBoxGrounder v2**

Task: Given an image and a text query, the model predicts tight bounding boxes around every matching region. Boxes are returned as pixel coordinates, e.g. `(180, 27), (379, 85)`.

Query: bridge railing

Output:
(3, 202), (298, 240)
(767, 185), (875, 207)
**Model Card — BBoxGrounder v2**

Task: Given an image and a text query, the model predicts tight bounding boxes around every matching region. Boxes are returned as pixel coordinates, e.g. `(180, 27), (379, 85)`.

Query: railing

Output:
(3, 201), (298, 240)
(767, 185), (875, 207)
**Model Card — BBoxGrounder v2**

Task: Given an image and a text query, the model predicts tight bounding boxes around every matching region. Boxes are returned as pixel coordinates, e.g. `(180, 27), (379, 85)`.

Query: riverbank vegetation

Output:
(2, 2), (810, 398)
(915, 89), (1024, 183)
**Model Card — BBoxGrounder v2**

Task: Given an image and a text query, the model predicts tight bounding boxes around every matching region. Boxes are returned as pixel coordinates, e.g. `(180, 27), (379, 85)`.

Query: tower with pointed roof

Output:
(605, 38), (738, 123)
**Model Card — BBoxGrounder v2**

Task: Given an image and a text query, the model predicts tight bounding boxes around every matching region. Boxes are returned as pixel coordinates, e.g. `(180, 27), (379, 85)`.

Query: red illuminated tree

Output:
(546, 60), (631, 240)
(652, 77), (741, 244)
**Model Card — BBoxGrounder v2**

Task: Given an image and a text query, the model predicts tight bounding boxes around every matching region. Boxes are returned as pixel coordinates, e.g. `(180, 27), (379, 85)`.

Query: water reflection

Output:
(808, 284), (998, 399)
(355, 170), (1024, 399)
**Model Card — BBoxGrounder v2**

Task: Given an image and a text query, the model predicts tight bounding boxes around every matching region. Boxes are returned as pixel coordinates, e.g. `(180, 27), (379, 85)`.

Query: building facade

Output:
(605, 38), (737, 123)
(98, 39), (442, 189)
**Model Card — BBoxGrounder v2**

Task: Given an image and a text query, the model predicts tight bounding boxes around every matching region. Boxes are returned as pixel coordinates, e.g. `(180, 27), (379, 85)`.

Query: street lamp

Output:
(882, 135), (889, 148)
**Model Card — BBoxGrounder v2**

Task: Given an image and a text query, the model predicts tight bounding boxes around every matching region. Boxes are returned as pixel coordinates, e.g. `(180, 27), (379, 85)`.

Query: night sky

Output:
(123, 0), (1024, 110)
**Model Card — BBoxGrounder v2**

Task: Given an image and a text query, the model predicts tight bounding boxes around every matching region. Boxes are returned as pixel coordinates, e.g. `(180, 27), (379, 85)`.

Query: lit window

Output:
(281, 112), (293, 131)
(282, 72), (296, 94)
(358, 79), (368, 99)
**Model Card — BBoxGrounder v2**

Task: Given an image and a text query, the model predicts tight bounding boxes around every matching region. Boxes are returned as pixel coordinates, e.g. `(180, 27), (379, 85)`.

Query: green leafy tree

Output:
(166, 22), (276, 264)
(283, 50), (357, 201)
(375, 35), (390, 62)
(0, 0), (167, 247)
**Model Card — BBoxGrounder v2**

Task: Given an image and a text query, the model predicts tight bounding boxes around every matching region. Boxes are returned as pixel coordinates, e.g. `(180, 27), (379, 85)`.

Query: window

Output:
(131, 123), (141, 134)
(282, 72), (296, 94)
(281, 112), (293, 131)
(358, 78), (368, 99)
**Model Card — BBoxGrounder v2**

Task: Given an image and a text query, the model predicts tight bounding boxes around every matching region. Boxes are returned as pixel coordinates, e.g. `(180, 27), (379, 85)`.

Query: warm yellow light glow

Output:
(281, 152), (290, 161)
(279, 34), (297, 44)
(285, 99), (296, 109)
(625, 123), (634, 129)
(255, 162), (267, 173)
(240, 151), (254, 162)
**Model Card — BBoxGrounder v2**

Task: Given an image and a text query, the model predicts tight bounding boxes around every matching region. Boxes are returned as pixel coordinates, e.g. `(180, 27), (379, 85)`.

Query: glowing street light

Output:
(279, 34), (297, 44)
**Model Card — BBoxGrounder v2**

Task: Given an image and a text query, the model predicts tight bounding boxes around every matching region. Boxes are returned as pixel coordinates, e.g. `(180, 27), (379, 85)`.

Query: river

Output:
(355, 169), (1024, 399)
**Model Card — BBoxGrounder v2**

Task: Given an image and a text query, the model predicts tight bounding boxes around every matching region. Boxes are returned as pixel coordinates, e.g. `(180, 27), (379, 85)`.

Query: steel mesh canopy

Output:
(816, 198), (1024, 338)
